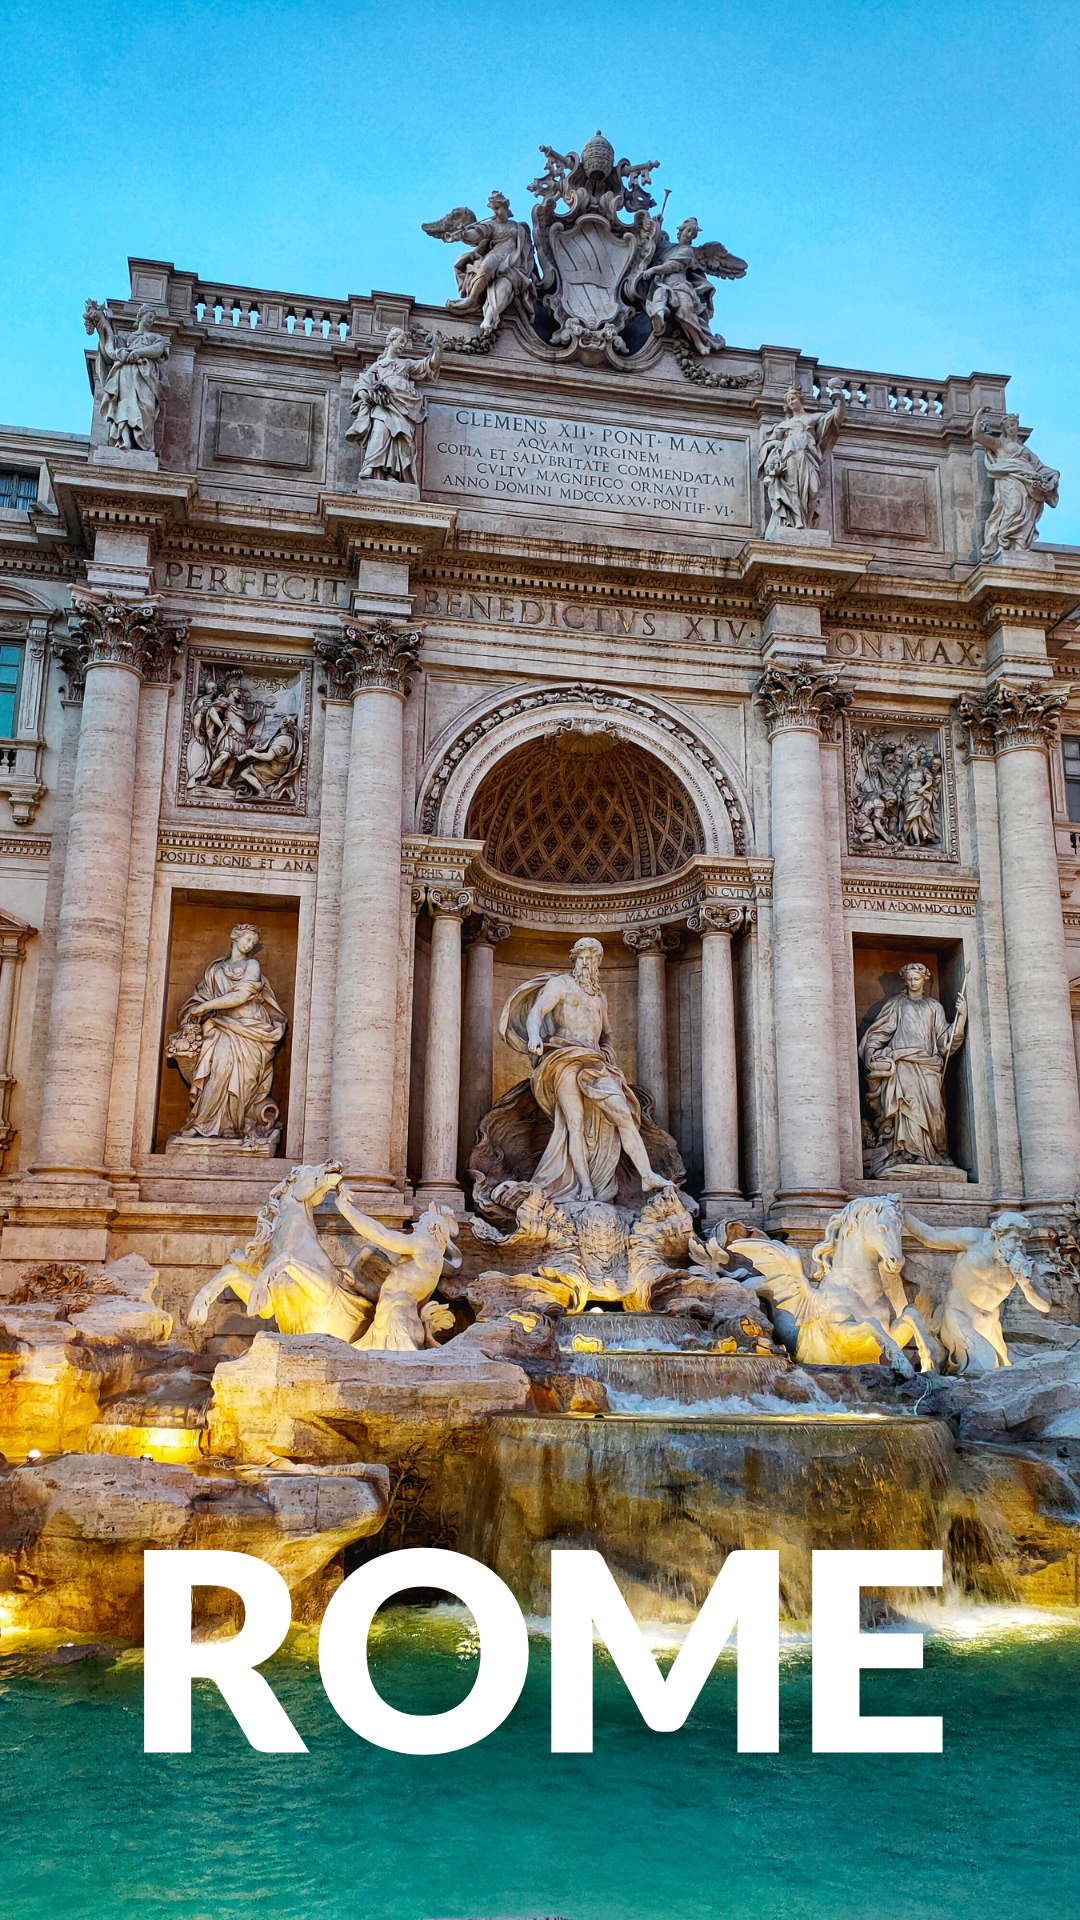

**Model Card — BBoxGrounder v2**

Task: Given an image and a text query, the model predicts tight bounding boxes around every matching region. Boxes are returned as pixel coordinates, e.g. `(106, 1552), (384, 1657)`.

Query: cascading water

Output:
(456, 1320), (1080, 1621)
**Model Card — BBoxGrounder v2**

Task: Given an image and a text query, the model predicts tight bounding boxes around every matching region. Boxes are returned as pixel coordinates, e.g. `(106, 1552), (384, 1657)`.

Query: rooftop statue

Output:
(972, 407), (1060, 558)
(640, 215), (747, 355)
(904, 1209), (1051, 1371)
(83, 299), (169, 453)
(422, 191), (538, 341)
(758, 383), (845, 536)
(346, 326), (442, 483)
(858, 961), (967, 1177)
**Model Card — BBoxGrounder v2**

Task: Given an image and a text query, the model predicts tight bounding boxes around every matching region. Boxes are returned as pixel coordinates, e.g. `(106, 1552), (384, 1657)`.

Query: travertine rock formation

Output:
(0, 1452), (388, 1636)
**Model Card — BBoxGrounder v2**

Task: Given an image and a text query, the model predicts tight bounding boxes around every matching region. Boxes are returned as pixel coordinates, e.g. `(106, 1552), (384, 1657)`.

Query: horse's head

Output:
(288, 1160), (344, 1208)
(811, 1194), (906, 1302)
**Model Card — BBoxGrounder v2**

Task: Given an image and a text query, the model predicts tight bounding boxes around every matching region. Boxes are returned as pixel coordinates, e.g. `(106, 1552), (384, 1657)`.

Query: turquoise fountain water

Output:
(1, 1609), (1078, 1920)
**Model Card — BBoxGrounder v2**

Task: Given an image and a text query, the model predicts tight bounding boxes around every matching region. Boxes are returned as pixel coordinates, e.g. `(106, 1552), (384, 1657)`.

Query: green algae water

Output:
(1, 1609), (1079, 1920)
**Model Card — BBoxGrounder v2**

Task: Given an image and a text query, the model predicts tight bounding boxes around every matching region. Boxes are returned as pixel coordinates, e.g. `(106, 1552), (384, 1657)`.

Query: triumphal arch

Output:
(2, 127), (1080, 1310)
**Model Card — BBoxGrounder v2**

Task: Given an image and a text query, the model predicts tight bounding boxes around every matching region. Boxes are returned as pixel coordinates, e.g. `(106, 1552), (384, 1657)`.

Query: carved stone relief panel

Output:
(178, 648), (312, 815)
(836, 463), (941, 548)
(844, 712), (956, 860)
(198, 379), (328, 479)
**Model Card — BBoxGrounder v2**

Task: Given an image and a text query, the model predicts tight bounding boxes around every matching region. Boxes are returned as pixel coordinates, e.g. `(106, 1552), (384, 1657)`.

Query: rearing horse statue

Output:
(730, 1193), (934, 1374)
(188, 1160), (373, 1343)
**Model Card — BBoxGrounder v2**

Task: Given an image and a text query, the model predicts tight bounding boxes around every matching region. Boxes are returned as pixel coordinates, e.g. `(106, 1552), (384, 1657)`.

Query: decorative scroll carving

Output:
(622, 925), (684, 954)
(421, 681), (748, 854)
(181, 652), (309, 813)
(67, 595), (185, 683)
(466, 914), (511, 949)
(845, 715), (955, 859)
(315, 622), (423, 699)
(754, 663), (851, 737)
(956, 682), (1070, 756)
(427, 887), (473, 919)
(686, 903), (746, 935)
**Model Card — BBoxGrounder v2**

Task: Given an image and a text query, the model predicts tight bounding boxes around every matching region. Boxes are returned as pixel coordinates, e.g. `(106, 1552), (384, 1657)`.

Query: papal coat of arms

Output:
(424, 129), (747, 369)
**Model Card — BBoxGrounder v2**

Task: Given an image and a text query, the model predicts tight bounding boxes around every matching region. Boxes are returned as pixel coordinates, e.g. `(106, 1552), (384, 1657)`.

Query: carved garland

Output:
(420, 682), (748, 855)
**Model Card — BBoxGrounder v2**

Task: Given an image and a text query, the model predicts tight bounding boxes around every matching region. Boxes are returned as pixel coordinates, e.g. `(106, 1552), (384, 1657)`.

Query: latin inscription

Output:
(826, 627), (984, 669)
(425, 405), (750, 526)
(419, 588), (759, 647)
(154, 562), (348, 605)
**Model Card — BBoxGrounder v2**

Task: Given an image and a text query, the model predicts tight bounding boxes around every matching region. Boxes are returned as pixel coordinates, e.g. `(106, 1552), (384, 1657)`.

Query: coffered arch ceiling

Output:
(466, 731), (706, 887)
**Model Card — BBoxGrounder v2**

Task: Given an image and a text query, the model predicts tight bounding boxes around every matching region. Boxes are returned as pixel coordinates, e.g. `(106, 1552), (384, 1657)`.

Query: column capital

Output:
(316, 620), (423, 699)
(687, 902), (750, 936)
(465, 913), (511, 949)
(956, 681), (1069, 757)
(754, 662), (851, 738)
(65, 594), (185, 686)
(427, 886), (473, 920)
(622, 925), (683, 955)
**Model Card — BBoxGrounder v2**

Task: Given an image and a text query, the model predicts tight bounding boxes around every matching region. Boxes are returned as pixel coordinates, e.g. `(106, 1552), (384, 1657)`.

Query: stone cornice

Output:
(956, 681), (1070, 757)
(457, 852), (771, 933)
(315, 620), (423, 698)
(754, 663), (852, 737)
(317, 490), (456, 563)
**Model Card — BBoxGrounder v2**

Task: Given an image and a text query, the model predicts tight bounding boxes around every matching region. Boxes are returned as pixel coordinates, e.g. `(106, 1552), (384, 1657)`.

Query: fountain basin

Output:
(555, 1313), (735, 1352)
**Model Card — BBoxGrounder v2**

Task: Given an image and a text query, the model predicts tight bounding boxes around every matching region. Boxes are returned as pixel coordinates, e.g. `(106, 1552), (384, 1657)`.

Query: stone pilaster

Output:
(416, 887), (471, 1207)
(314, 621), (422, 1198)
(755, 664), (851, 1206)
(686, 904), (744, 1213)
(459, 915), (510, 1183)
(622, 926), (681, 1132)
(32, 596), (183, 1182)
(958, 681), (1080, 1200)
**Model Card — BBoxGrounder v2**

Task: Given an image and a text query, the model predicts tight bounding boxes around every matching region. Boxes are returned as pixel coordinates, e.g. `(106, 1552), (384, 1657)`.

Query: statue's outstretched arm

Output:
(904, 1211), (976, 1253)
(333, 1187), (412, 1256)
(1016, 1270), (1052, 1313)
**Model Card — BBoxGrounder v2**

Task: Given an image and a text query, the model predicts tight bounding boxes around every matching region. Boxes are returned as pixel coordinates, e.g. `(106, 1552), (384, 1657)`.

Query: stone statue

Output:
(500, 935), (669, 1207)
(83, 300), (169, 452)
(422, 192), (537, 338)
(850, 728), (944, 852)
(859, 961), (967, 1175)
(904, 1210), (1051, 1371)
(187, 666), (304, 804)
(758, 384), (844, 536)
(346, 328), (442, 483)
(973, 408), (1059, 557)
(166, 924), (287, 1150)
(332, 1194), (461, 1350)
(641, 217), (747, 355)
(188, 1161), (373, 1342)
(730, 1194), (933, 1373)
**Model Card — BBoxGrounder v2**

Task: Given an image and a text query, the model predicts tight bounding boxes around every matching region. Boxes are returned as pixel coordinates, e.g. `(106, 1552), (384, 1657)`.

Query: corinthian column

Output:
(33, 596), (182, 1180)
(959, 683), (1080, 1199)
(417, 888), (471, 1207)
(687, 904), (743, 1213)
(622, 926), (680, 1131)
(755, 664), (850, 1204)
(315, 622), (421, 1197)
(459, 915), (510, 1180)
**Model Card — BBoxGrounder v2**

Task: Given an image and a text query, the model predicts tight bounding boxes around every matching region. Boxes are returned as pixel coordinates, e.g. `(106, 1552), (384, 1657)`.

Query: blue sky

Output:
(3, 0), (1080, 533)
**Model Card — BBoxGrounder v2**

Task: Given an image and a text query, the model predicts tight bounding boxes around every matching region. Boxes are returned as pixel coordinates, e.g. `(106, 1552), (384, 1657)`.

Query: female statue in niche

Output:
(166, 924), (288, 1150)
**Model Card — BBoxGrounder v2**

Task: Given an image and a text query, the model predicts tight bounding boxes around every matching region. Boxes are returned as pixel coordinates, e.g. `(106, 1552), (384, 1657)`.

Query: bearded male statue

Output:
(499, 936), (669, 1207)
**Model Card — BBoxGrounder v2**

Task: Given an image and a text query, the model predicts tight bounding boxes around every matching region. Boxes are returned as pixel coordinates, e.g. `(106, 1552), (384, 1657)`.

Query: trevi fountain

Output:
(1, 121), (1080, 1919)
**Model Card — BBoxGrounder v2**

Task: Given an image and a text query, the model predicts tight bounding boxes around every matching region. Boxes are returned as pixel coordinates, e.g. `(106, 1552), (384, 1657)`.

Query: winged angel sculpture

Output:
(423, 130), (747, 367)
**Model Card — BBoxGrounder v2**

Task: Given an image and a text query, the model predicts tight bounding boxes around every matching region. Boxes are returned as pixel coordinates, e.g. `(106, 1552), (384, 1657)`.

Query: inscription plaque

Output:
(841, 466), (935, 541)
(215, 389), (315, 467)
(425, 404), (750, 527)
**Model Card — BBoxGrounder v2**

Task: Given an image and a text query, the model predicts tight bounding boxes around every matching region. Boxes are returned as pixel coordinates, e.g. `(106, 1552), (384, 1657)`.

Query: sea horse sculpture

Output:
(188, 1161), (373, 1343)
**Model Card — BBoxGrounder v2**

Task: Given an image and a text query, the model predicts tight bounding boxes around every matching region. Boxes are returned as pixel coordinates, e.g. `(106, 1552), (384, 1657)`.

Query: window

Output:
(0, 644), (22, 739)
(1065, 737), (1080, 823)
(0, 471), (38, 511)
